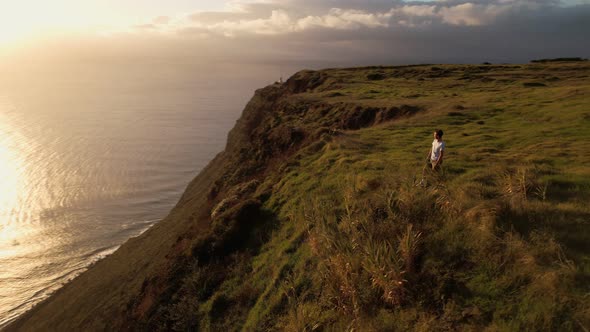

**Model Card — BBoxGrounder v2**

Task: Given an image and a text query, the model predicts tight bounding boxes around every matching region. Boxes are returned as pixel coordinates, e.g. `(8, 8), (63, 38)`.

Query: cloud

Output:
(149, 6), (396, 37)
(27, 0), (589, 67)
(126, 0), (577, 37)
(153, 16), (171, 25)
(295, 8), (392, 30)
(210, 9), (292, 36)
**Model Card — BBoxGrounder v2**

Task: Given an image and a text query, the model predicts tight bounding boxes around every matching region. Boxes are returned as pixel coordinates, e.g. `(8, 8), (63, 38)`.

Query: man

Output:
(420, 129), (445, 186)
(428, 129), (445, 170)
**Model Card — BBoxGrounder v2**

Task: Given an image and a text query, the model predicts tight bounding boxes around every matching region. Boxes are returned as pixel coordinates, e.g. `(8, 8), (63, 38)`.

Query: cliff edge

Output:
(8, 63), (590, 331)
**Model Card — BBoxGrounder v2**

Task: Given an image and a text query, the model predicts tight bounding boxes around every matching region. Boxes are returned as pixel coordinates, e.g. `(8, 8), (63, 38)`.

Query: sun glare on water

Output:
(0, 141), (19, 210)
(0, 112), (25, 258)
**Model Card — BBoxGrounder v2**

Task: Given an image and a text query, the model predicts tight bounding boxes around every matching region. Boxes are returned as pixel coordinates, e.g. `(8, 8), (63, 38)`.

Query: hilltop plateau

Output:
(8, 61), (590, 331)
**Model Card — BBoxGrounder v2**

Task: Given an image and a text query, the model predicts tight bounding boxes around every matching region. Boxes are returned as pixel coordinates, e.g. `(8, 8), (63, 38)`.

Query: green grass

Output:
(150, 61), (590, 331)
(155, 63), (590, 331)
(10, 62), (590, 331)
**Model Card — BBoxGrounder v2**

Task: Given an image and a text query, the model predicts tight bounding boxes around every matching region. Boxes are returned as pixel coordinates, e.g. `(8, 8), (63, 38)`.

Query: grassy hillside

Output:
(9, 62), (590, 331)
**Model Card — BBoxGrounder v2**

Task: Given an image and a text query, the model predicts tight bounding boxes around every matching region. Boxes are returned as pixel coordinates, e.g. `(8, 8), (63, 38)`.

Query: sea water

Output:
(0, 60), (290, 327)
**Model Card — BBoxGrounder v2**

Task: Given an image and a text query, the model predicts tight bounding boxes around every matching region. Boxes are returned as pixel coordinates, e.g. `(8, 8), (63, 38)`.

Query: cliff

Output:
(8, 63), (590, 331)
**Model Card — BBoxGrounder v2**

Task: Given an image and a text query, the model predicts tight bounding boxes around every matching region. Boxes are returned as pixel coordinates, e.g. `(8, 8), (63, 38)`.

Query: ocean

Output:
(0, 59), (292, 327)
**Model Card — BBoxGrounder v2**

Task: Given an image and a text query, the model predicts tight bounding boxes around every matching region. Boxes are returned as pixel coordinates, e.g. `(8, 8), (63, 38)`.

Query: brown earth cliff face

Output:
(7, 68), (423, 331)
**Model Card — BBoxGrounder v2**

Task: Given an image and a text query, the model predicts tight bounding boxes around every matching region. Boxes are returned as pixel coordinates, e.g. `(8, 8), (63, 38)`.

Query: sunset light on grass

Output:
(0, 0), (588, 330)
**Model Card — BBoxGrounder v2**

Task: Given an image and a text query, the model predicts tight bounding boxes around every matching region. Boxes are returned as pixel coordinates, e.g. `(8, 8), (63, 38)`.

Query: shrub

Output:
(367, 72), (386, 81)
(523, 82), (547, 87)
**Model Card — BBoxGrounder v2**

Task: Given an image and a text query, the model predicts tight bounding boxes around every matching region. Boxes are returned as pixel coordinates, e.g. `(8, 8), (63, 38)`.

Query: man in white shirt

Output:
(420, 129), (445, 186)
(428, 129), (445, 171)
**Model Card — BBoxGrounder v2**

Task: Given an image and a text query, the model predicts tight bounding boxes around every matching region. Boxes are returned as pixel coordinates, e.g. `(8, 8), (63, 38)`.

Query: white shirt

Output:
(431, 139), (445, 162)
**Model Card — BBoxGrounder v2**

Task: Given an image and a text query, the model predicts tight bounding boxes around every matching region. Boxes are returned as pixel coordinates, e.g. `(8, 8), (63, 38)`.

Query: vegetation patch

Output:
(367, 72), (386, 81)
(532, 57), (588, 63)
(523, 82), (547, 87)
(10, 62), (590, 332)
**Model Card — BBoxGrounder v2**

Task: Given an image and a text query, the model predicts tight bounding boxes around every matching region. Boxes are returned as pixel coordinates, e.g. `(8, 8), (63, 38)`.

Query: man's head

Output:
(433, 129), (444, 140)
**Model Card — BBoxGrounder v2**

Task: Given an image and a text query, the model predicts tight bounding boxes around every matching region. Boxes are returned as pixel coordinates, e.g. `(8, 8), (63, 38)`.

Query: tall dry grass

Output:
(292, 167), (587, 330)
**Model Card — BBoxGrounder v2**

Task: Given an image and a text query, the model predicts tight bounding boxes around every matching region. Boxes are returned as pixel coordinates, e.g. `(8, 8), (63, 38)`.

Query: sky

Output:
(0, 1), (228, 44)
(0, 0), (589, 65)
